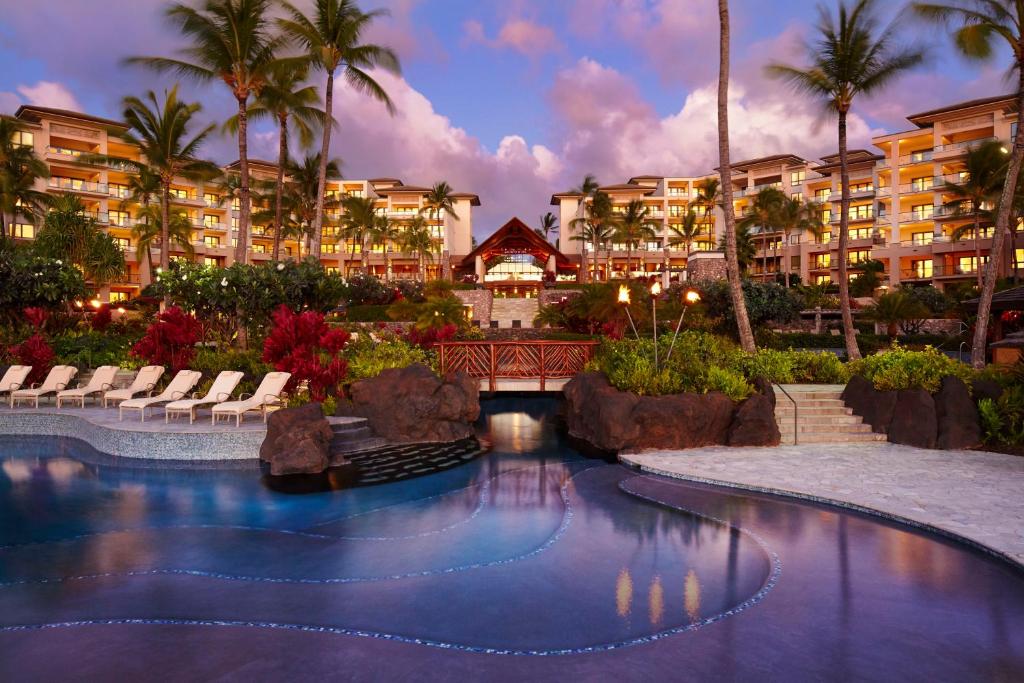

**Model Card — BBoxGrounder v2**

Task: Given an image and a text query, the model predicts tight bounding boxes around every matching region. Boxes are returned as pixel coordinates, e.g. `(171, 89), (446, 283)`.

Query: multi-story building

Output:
(7, 105), (478, 302)
(553, 93), (1021, 292)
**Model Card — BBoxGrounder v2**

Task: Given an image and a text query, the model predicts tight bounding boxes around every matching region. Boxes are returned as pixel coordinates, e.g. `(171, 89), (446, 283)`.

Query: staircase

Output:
(489, 297), (539, 329)
(327, 417), (388, 465)
(773, 385), (887, 445)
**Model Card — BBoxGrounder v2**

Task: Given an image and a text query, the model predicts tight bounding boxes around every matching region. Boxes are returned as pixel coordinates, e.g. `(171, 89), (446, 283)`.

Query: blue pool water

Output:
(0, 397), (1022, 681)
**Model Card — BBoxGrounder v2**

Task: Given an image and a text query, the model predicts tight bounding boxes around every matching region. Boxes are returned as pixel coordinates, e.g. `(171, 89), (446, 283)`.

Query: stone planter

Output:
(562, 372), (780, 453)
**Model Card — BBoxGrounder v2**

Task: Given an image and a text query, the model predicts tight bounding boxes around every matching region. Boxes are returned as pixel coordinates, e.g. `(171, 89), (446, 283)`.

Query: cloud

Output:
(463, 17), (562, 57)
(16, 81), (82, 110)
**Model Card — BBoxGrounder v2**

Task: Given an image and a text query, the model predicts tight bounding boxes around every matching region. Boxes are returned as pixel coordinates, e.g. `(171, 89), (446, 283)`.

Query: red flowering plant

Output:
(262, 305), (351, 401)
(130, 306), (203, 372)
(7, 307), (54, 384)
(405, 323), (458, 350)
(91, 305), (113, 332)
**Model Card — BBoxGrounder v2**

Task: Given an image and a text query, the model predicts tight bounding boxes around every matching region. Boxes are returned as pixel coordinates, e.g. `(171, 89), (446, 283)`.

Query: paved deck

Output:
(622, 443), (1024, 567)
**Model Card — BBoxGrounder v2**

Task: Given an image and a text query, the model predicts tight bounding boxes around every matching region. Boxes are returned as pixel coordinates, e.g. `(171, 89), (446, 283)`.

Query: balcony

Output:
(934, 136), (998, 155)
(898, 211), (935, 224)
(900, 267), (934, 281)
(48, 178), (107, 195)
(898, 181), (937, 195)
(46, 145), (91, 161)
(897, 150), (933, 166)
(829, 187), (875, 201)
(202, 222), (227, 232)
(830, 212), (874, 224)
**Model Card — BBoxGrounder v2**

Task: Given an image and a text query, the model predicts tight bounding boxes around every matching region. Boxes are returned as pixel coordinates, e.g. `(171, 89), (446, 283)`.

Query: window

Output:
(953, 225), (994, 240)
(109, 291), (129, 303)
(645, 241), (662, 251)
(814, 275), (831, 285)
(169, 188), (191, 200)
(326, 267), (340, 275)
(791, 192), (803, 201)
(252, 226), (266, 236)
(910, 176), (933, 191)
(848, 249), (871, 265)
(958, 255), (988, 273)
(848, 181), (874, 193)
(848, 205), (873, 220)
(112, 237), (131, 250)
(911, 231), (933, 245)
(815, 189), (830, 202)
(909, 149), (932, 163)
(910, 204), (934, 220)
(821, 209), (832, 224)
(909, 259), (933, 278)
(667, 187), (687, 197)
(252, 243), (267, 254)
(11, 130), (33, 148)
(203, 215), (221, 228)
(818, 231), (832, 243)
(322, 244), (340, 254)
(204, 193), (220, 206)
(109, 210), (130, 227)
(849, 227), (873, 240)
(13, 223), (34, 239)
(204, 236), (221, 248)
(791, 171), (805, 186)
(231, 218), (239, 229)
(109, 183), (129, 199)
(813, 253), (831, 269)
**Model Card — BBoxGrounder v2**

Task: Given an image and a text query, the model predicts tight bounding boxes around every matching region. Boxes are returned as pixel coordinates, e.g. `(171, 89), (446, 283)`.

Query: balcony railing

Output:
(47, 145), (90, 159)
(898, 181), (936, 194)
(898, 150), (934, 165)
(934, 136), (998, 154)
(49, 178), (107, 194)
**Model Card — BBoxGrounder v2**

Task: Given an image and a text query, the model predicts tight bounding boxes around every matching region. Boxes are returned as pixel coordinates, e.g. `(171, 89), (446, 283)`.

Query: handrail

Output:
(774, 382), (798, 445)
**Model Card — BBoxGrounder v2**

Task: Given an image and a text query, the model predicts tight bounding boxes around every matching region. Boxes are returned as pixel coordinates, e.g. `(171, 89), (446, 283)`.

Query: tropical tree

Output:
(119, 167), (162, 286)
(134, 205), (198, 267)
(130, 0), (284, 265)
(864, 289), (930, 336)
(668, 208), (703, 256)
(225, 63), (324, 261)
(718, 0), (756, 352)
(278, 0), (401, 257)
(573, 174), (600, 196)
(340, 194), (377, 274)
(913, 1), (1024, 366)
(614, 199), (659, 277)
(720, 223), (757, 274)
(768, 0), (925, 360)
(421, 181), (460, 271)
(570, 190), (616, 282)
(777, 196), (826, 287)
(371, 213), (402, 280)
(399, 215), (435, 283)
(0, 117), (49, 241)
(537, 211), (558, 242)
(738, 187), (786, 281)
(274, 153), (342, 256)
(940, 139), (1008, 288)
(34, 194), (127, 287)
(91, 87), (218, 273)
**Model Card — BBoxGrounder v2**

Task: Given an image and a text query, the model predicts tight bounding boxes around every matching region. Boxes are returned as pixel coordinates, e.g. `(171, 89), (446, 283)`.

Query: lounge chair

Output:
(0, 366), (32, 403)
(102, 366), (165, 408)
(56, 366), (120, 408)
(118, 370), (202, 422)
(211, 372), (291, 427)
(10, 366), (78, 408)
(164, 371), (244, 424)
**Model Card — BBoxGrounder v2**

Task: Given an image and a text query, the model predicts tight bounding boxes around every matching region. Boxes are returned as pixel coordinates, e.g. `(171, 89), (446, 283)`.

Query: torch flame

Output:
(617, 285), (631, 305)
(685, 290), (701, 305)
(650, 281), (662, 297)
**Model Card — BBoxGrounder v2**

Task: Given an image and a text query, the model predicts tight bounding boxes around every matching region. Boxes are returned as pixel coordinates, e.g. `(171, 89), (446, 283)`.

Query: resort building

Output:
(553, 93), (1022, 291)
(7, 105), (479, 301)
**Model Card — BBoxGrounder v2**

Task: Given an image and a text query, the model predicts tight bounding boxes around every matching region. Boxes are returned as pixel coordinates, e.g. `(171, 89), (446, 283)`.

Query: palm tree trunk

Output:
(272, 114), (288, 262)
(593, 238), (599, 282)
(311, 71), (336, 259)
(783, 230), (791, 288)
(361, 234), (369, 273)
(717, 0), (755, 353)
(234, 97), (251, 266)
(837, 110), (861, 360)
(350, 238), (358, 277)
(385, 241), (392, 281)
(971, 73), (1024, 368)
(974, 209), (982, 288)
(160, 183), (171, 272)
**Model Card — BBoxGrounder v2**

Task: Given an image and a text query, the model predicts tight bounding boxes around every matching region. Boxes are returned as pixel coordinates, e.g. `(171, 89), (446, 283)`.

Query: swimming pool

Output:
(0, 396), (1022, 680)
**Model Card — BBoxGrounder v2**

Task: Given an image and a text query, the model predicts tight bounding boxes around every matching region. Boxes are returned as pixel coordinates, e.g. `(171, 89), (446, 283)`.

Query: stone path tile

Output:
(622, 443), (1024, 567)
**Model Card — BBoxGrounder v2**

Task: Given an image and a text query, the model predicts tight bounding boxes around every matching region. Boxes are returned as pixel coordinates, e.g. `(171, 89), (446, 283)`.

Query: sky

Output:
(0, 0), (1012, 238)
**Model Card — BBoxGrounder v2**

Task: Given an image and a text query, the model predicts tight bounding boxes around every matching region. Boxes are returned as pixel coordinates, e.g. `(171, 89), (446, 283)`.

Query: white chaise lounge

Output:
(102, 366), (165, 408)
(211, 372), (291, 426)
(0, 366), (32, 403)
(10, 366), (78, 408)
(164, 371), (244, 424)
(56, 365), (120, 408)
(118, 370), (202, 422)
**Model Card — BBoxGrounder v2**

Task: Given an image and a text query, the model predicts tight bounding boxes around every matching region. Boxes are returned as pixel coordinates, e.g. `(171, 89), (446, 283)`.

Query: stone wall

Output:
(539, 289), (581, 307)
(686, 252), (727, 282)
(455, 289), (493, 324)
(872, 319), (964, 336)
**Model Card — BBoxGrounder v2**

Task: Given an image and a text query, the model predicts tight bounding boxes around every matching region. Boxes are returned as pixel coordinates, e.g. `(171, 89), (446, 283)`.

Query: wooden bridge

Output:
(437, 341), (599, 392)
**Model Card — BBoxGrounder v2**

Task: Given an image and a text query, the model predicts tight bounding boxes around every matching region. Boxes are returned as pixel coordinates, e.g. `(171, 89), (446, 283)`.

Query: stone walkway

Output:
(622, 443), (1024, 567)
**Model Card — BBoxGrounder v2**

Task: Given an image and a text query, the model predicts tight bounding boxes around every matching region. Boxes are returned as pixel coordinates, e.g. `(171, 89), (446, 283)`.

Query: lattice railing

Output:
(438, 341), (599, 391)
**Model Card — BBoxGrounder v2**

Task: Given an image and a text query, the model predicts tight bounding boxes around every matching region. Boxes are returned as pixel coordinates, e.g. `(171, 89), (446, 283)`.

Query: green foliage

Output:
(704, 365), (753, 400)
(847, 346), (974, 392)
(33, 194), (127, 286)
(900, 285), (953, 317)
(978, 398), (1003, 444)
(345, 304), (390, 322)
(978, 386), (1024, 447)
(863, 290), (931, 336)
(696, 279), (801, 328)
(191, 348), (272, 397)
(388, 295), (469, 330)
(321, 395), (337, 417)
(50, 330), (135, 369)
(848, 259), (885, 297)
(0, 250), (88, 326)
(733, 347), (849, 384)
(344, 272), (393, 305)
(345, 336), (430, 381)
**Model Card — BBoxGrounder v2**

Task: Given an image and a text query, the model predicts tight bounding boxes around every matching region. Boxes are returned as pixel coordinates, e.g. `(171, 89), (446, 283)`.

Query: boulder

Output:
(935, 376), (982, 450)
(728, 394), (782, 447)
(337, 363), (480, 443)
(841, 375), (896, 433)
(260, 402), (334, 476)
(563, 373), (735, 452)
(971, 377), (1004, 405)
(752, 376), (776, 410)
(888, 389), (937, 449)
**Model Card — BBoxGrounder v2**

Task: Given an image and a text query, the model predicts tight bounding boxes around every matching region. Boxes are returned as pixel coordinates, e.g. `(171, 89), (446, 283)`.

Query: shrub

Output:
(345, 337), (431, 381)
(262, 305), (350, 400)
(846, 346), (973, 393)
(90, 306), (113, 332)
(51, 330), (134, 369)
(345, 304), (391, 322)
(978, 385), (1024, 446)
(130, 306), (202, 372)
(9, 334), (55, 385)
(863, 290), (930, 336)
(787, 350), (849, 384)
(696, 279), (801, 329)
(344, 272), (393, 306)
(704, 365), (752, 401)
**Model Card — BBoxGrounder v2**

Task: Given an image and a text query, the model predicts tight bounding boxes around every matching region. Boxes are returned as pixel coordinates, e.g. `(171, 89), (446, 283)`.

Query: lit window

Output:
(911, 232), (933, 245)
(204, 236), (221, 248)
(11, 130), (33, 147)
(13, 223), (34, 239)
(791, 171), (805, 186)
(958, 256), (988, 273)
(109, 291), (129, 303)
(909, 259), (933, 278)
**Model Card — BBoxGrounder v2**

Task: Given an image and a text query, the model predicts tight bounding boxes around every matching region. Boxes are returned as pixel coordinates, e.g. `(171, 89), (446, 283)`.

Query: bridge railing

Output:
(438, 340), (600, 391)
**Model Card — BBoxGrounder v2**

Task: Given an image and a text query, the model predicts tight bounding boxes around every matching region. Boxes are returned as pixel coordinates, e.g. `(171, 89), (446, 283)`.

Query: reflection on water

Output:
(0, 396), (1022, 679)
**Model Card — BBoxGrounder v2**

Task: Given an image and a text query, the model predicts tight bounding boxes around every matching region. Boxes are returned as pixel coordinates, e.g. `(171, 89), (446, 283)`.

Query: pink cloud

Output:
(16, 81), (82, 110)
(463, 17), (562, 57)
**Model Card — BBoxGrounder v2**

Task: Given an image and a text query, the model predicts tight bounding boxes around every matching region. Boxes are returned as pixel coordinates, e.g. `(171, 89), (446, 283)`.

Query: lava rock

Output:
(888, 389), (937, 449)
(935, 376), (982, 450)
(337, 364), (480, 443)
(841, 375), (896, 433)
(563, 372), (735, 452)
(260, 402), (334, 476)
(753, 376), (777, 410)
(728, 393), (782, 447)
(971, 377), (1004, 404)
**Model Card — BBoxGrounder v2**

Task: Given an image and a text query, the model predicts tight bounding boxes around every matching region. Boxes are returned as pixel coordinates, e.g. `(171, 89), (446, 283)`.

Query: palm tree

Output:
(718, 0), (756, 352)
(570, 190), (615, 282)
(0, 117), (50, 242)
(777, 196), (826, 287)
(720, 223), (757, 274)
(573, 174), (600, 196)
(864, 289), (930, 337)
(35, 194), (127, 287)
(399, 215), (434, 283)
(668, 208), (702, 257)
(121, 167), (162, 286)
(276, 154), (342, 255)
(614, 199), (659, 278)
(372, 213), (402, 280)
(768, 0), (924, 360)
(340, 194), (377, 275)
(134, 205), (198, 266)
(225, 63), (324, 261)
(738, 187), (786, 281)
(129, 0), (284, 265)
(913, 2), (1024, 367)
(939, 140), (1008, 288)
(421, 181), (460, 271)
(278, 0), (401, 257)
(536, 211), (558, 242)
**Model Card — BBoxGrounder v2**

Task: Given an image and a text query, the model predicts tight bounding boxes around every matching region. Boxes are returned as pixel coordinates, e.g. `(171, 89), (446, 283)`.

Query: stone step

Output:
(779, 418), (870, 430)
(330, 436), (389, 455)
(777, 398), (848, 408)
(775, 405), (855, 416)
(781, 432), (887, 444)
(328, 417), (369, 434)
(775, 392), (844, 402)
(792, 422), (875, 433)
(331, 426), (374, 443)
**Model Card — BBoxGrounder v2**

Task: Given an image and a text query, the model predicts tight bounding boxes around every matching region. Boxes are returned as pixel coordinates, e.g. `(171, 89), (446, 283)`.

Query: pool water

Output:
(0, 396), (1022, 681)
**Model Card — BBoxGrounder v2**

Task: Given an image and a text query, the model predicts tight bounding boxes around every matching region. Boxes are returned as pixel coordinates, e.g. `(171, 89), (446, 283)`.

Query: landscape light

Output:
(89, 299), (101, 309)
(617, 284), (639, 340)
(650, 281), (662, 369)
(665, 289), (703, 364)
